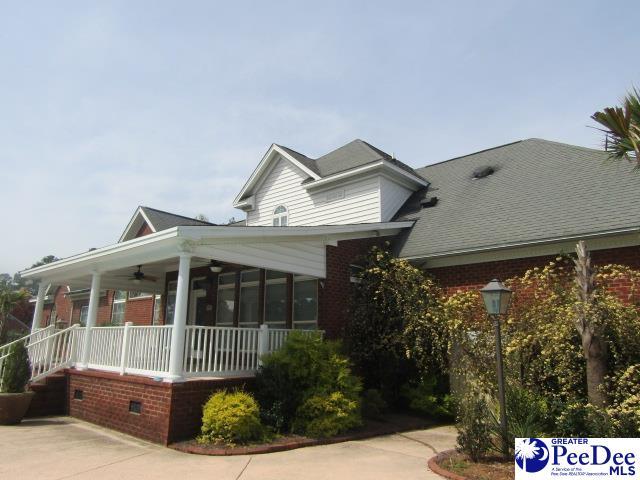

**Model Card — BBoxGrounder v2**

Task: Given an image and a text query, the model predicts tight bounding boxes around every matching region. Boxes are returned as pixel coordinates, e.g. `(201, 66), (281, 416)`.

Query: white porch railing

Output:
(2, 323), (318, 384)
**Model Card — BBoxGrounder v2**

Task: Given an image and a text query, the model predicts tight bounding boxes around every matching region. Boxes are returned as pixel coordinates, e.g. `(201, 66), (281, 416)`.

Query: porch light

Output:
(209, 260), (223, 273)
(480, 279), (512, 316)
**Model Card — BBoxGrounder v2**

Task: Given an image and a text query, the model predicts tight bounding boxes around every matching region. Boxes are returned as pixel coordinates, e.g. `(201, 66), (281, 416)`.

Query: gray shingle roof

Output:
(140, 206), (215, 231)
(394, 138), (640, 259)
(278, 139), (424, 180)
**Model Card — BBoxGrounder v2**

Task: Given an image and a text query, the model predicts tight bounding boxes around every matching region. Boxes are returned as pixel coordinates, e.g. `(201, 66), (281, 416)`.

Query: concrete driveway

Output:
(0, 417), (456, 480)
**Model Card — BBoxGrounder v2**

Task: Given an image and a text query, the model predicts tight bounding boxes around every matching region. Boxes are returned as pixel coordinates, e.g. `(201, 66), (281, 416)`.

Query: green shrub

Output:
(456, 389), (493, 462)
(198, 390), (266, 445)
(607, 365), (640, 436)
(555, 402), (612, 437)
(346, 246), (445, 406)
(1, 341), (31, 393)
(293, 391), (362, 437)
(361, 388), (387, 419)
(400, 376), (454, 419)
(254, 331), (362, 433)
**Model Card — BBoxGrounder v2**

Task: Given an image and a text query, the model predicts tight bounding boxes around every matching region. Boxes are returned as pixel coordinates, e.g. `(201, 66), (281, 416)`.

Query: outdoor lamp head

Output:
(480, 279), (512, 316)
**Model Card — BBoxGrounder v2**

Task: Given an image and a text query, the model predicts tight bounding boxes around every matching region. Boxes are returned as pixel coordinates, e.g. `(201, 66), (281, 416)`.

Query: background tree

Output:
(592, 88), (640, 167)
(0, 285), (29, 343)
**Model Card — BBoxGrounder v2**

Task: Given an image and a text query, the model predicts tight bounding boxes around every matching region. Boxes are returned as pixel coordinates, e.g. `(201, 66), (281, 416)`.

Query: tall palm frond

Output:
(591, 88), (640, 168)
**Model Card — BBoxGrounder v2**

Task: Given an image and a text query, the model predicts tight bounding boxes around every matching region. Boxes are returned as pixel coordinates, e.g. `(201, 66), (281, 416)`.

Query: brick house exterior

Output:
(21, 137), (639, 444)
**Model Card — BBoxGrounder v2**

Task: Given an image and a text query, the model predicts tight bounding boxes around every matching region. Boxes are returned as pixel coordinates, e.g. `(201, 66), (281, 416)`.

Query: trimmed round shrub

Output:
(293, 391), (362, 438)
(198, 390), (265, 445)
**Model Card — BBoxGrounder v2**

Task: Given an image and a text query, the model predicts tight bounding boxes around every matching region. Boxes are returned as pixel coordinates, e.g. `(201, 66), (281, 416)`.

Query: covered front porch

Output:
(20, 222), (410, 382)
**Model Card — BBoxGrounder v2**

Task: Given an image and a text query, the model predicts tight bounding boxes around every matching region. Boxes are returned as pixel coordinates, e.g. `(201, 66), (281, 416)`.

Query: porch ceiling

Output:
(21, 222), (414, 289)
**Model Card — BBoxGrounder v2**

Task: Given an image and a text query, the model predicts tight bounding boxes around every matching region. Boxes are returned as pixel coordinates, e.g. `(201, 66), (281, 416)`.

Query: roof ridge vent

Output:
(472, 166), (496, 179)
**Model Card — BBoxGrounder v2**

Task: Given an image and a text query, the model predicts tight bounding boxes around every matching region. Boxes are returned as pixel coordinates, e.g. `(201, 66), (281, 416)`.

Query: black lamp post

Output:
(480, 279), (512, 459)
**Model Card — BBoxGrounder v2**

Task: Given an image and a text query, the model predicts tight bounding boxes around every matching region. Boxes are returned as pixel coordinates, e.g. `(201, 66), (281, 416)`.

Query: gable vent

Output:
(472, 166), (495, 179)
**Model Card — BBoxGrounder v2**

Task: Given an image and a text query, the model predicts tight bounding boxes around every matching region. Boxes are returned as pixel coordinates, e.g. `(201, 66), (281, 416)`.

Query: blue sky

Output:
(1, 0), (638, 273)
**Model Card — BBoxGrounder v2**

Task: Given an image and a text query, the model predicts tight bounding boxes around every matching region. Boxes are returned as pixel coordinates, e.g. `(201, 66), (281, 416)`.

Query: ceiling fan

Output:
(118, 265), (158, 284)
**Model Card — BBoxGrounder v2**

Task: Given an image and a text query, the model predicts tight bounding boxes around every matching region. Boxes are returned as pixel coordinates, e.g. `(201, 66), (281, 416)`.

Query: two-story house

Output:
(19, 137), (640, 444)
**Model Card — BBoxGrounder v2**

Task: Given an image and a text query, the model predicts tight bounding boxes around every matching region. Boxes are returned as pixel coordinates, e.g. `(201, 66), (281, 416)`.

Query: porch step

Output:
(27, 372), (68, 418)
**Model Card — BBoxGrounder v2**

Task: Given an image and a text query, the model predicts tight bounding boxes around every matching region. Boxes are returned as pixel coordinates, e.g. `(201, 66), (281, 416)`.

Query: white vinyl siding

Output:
(379, 177), (414, 221)
(246, 157), (382, 226)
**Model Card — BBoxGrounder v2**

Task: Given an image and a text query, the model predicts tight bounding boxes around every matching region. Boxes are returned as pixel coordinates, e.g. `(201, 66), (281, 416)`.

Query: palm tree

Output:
(591, 88), (640, 168)
(515, 438), (540, 472)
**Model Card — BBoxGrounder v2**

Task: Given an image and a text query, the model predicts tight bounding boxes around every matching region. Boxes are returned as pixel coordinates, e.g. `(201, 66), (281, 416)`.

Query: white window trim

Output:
(111, 291), (127, 325)
(79, 305), (89, 326)
(128, 291), (153, 300)
(272, 205), (288, 227)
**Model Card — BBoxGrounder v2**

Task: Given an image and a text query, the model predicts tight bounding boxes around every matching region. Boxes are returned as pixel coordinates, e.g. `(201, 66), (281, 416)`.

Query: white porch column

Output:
(30, 282), (47, 334)
(79, 271), (101, 369)
(167, 253), (191, 381)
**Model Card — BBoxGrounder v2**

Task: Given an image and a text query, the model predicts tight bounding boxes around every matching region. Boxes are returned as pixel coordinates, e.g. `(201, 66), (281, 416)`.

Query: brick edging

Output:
(427, 449), (469, 480)
(170, 421), (433, 456)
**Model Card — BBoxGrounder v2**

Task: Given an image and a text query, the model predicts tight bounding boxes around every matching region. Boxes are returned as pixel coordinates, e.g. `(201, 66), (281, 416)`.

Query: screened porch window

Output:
(216, 273), (236, 326)
(293, 275), (318, 330)
(272, 205), (288, 226)
(165, 281), (177, 325)
(239, 270), (260, 327)
(265, 270), (287, 328)
(152, 294), (162, 325)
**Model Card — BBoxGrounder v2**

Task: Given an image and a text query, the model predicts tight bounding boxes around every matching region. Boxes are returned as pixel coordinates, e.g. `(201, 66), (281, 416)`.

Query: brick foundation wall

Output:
(67, 369), (254, 444)
(319, 237), (388, 338)
(427, 245), (640, 296)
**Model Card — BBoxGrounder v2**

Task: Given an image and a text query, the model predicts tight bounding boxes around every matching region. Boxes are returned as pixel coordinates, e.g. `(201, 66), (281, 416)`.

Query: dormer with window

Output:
(233, 140), (428, 226)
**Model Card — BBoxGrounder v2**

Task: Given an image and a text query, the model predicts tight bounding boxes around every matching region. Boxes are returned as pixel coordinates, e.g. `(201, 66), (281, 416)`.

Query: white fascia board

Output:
(21, 227), (182, 280)
(233, 144), (321, 207)
(117, 207), (157, 243)
(403, 227), (640, 267)
(177, 222), (414, 241)
(303, 161), (427, 191)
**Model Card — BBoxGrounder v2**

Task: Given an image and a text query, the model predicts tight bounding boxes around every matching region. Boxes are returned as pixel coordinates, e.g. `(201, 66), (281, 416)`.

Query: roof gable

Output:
(119, 206), (213, 242)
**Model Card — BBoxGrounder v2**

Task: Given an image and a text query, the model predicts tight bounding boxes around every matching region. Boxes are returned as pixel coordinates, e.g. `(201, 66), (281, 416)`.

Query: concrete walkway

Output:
(0, 417), (456, 480)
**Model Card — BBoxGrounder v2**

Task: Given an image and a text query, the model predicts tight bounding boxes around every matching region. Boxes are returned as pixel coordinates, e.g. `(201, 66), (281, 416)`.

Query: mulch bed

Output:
(429, 449), (514, 480)
(170, 413), (439, 456)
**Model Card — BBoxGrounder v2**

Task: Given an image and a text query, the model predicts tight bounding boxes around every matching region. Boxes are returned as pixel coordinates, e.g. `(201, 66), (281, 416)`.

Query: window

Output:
(152, 294), (162, 325)
(238, 270), (260, 327)
(111, 291), (126, 325)
(79, 305), (89, 326)
(293, 276), (318, 330)
(165, 281), (177, 325)
(128, 291), (152, 299)
(265, 270), (287, 328)
(216, 273), (236, 326)
(272, 205), (288, 226)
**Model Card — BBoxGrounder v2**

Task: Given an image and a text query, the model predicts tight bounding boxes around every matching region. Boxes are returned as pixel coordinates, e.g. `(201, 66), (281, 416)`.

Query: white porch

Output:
(18, 223), (410, 382)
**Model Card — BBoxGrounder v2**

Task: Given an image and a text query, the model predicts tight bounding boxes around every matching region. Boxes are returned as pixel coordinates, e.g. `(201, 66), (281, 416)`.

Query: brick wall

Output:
(319, 237), (387, 338)
(124, 296), (155, 325)
(427, 245), (640, 296)
(67, 369), (254, 444)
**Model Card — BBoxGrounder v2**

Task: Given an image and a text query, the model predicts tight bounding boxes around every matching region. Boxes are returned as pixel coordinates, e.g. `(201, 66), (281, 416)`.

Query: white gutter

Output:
(402, 227), (640, 262)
